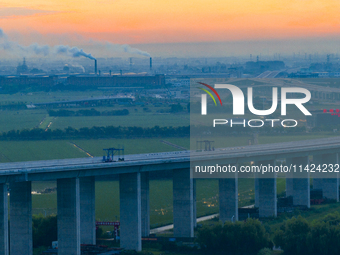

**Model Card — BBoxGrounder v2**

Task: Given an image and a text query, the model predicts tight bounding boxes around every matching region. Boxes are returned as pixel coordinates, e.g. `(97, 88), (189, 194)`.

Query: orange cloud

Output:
(1, 0), (340, 44)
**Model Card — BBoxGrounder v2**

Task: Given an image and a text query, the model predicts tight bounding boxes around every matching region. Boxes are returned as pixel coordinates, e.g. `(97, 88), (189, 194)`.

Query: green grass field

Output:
(0, 107), (189, 132)
(0, 133), (332, 164)
(0, 87), (338, 135)
(0, 110), (46, 132)
(24, 133), (331, 230)
(0, 88), (338, 133)
(0, 133), (337, 163)
(0, 140), (87, 162)
(50, 111), (189, 130)
(0, 91), (107, 104)
(0, 88), (337, 230)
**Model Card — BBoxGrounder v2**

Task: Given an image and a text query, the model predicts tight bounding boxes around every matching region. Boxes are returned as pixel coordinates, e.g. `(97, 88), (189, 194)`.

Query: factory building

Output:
(67, 74), (165, 88)
(0, 75), (57, 88)
(0, 74), (165, 89)
(16, 58), (29, 74)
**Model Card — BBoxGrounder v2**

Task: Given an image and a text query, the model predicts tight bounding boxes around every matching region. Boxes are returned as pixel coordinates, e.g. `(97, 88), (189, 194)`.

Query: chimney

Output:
(150, 57), (152, 70)
(109, 70), (112, 76)
(94, 59), (97, 74)
(129, 58), (133, 69)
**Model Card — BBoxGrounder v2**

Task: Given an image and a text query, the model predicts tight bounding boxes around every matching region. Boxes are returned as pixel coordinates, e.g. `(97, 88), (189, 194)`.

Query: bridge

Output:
(0, 136), (340, 254)
(226, 78), (340, 101)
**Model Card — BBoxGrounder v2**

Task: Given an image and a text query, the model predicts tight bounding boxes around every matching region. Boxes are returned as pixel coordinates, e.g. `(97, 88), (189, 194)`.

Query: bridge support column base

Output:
(314, 178), (339, 201)
(287, 157), (310, 208)
(219, 176), (238, 223)
(0, 184), (8, 255)
(258, 160), (277, 218)
(313, 153), (339, 202)
(173, 169), (194, 237)
(10, 181), (32, 255)
(141, 172), (150, 237)
(120, 173), (142, 251)
(255, 174), (259, 207)
(193, 179), (197, 228)
(80, 177), (96, 245)
(57, 178), (81, 255)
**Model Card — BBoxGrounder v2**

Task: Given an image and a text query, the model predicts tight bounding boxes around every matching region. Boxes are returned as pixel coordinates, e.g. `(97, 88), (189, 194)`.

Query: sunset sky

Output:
(1, 0), (340, 57)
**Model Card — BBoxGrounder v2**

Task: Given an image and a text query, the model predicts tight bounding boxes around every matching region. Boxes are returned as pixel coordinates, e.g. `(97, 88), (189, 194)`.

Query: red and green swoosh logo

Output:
(198, 82), (222, 106)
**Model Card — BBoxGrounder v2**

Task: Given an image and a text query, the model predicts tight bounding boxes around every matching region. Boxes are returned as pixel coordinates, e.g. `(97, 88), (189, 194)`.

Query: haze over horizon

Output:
(1, 0), (340, 58)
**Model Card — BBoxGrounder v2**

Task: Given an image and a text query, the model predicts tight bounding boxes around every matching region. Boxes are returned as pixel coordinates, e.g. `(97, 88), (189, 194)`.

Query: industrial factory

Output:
(0, 57), (165, 89)
(0, 74), (165, 89)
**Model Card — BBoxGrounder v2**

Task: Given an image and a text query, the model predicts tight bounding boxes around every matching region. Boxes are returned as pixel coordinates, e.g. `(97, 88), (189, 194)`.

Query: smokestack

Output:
(94, 59), (97, 74)
(129, 57), (133, 69)
(150, 57), (152, 70)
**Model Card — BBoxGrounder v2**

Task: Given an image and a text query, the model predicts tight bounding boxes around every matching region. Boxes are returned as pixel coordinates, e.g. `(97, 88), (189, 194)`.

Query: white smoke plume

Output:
(0, 28), (151, 59)
(71, 64), (86, 73)
(121, 44), (150, 57)
(56, 45), (96, 60)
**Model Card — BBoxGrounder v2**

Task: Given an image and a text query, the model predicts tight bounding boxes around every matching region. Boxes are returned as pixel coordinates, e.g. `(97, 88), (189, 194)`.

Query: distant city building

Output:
(289, 71), (340, 78)
(0, 74), (165, 89)
(245, 61), (285, 73)
(67, 74), (165, 88)
(166, 77), (190, 87)
(316, 72), (340, 77)
(0, 75), (57, 87)
(30, 96), (134, 108)
(16, 58), (28, 74)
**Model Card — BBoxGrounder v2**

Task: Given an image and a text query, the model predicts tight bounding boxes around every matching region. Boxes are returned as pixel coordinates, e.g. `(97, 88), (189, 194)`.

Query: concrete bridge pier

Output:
(285, 174), (293, 197)
(10, 181), (33, 255)
(255, 173), (259, 207)
(313, 178), (339, 201)
(286, 156), (310, 208)
(219, 173), (238, 222)
(173, 169), (194, 237)
(313, 153), (339, 201)
(258, 160), (277, 218)
(0, 184), (8, 255)
(80, 177), (96, 245)
(120, 173), (142, 251)
(193, 178), (197, 228)
(141, 172), (150, 237)
(57, 178), (81, 255)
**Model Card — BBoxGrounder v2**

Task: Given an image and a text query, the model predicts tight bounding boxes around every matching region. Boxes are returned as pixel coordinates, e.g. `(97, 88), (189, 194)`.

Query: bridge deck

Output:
(0, 136), (339, 179)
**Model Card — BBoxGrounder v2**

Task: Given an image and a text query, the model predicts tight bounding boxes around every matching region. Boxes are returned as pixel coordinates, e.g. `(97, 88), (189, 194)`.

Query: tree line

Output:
(0, 123), (318, 141)
(274, 212), (340, 255)
(197, 218), (272, 255)
(48, 108), (129, 117)
(198, 211), (340, 255)
(1, 126), (190, 140)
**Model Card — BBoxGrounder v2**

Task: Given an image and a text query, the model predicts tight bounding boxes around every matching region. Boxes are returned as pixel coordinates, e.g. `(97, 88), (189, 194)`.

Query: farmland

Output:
(0, 89), (335, 133)
(25, 133), (337, 229)
(0, 88), (338, 232)
(0, 133), (337, 163)
(0, 132), (336, 230)
(0, 106), (190, 132)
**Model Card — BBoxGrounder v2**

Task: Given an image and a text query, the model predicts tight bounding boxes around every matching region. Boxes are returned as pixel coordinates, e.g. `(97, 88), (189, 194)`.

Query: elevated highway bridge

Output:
(0, 136), (340, 254)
